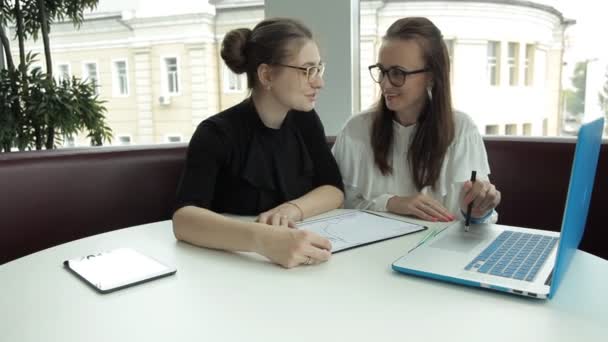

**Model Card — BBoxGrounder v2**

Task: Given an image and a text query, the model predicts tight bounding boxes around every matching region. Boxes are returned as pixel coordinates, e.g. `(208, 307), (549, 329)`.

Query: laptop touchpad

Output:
(429, 231), (485, 253)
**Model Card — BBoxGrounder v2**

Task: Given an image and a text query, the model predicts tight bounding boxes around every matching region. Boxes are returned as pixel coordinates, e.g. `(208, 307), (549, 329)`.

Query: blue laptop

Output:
(392, 117), (604, 299)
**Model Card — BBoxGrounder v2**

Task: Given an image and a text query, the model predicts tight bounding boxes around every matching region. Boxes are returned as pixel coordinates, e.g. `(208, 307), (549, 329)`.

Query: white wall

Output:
(265, 0), (360, 135)
(372, 1), (565, 136)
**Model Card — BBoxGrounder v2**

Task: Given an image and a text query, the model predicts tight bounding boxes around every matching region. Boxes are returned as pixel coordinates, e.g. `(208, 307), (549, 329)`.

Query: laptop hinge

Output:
(545, 268), (554, 286)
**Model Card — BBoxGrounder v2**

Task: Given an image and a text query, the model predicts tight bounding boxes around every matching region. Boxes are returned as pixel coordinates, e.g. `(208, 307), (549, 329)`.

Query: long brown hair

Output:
(220, 18), (313, 89)
(371, 17), (454, 191)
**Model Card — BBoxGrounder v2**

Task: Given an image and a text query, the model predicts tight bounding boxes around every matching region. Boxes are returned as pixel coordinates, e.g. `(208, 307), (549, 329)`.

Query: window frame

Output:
(486, 41), (501, 86)
(81, 60), (100, 95)
(524, 44), (535, 86)
(507, 42), (520, 86)
(112, 58), (130, 97)
(221, 62), (247, 94)
(164, 134), (183, 143)
(160, 56), (181, 96)
(55, 63), (72, 84)
(117, 135), (132, 145)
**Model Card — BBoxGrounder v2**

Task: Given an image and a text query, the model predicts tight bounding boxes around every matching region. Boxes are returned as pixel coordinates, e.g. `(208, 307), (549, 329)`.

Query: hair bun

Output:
(221, 28), (252, 74)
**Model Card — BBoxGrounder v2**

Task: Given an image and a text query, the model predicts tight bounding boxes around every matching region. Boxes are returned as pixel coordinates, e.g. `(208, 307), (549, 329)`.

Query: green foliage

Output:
(0, 68), (21, 152)
(26, 70), (113, 149)
(564, 61), (587, 116)
(3, 0), (99, 40)
(0, 0), (111, 152)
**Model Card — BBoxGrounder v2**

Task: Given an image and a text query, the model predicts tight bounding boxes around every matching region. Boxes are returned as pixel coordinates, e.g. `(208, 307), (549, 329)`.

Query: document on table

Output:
(299, 211), (426, 252)
(64, 248), (176, 293)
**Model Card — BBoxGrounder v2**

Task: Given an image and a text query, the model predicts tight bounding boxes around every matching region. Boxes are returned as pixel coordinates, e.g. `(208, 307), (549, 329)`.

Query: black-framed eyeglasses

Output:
(368, 64), (429, 87)
(274, 63), (325, 83)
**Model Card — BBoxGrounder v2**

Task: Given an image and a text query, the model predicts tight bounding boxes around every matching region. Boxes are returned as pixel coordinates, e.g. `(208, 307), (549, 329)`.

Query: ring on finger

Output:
(304, 256), (312, 265)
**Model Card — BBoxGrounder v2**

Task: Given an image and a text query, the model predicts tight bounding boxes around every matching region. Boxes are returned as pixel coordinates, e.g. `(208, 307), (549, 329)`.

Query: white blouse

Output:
(332, 110), (497, 223)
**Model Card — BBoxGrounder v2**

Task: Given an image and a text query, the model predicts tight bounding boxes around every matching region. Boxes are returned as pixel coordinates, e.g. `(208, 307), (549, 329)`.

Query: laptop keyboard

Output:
(465, 231), (559, 282)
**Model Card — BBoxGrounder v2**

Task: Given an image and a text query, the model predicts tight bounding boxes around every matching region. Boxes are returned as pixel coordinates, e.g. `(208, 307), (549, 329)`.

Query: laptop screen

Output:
(549, 117), (604, 298)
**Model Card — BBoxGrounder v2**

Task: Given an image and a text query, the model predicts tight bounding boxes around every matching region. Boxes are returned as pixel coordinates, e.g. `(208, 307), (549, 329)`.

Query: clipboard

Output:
(64, 248), (177, 294)
(299, 210), (427, 252)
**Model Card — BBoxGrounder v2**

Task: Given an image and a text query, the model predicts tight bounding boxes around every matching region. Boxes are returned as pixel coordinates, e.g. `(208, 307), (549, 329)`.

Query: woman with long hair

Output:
(333, 17), (500, 223)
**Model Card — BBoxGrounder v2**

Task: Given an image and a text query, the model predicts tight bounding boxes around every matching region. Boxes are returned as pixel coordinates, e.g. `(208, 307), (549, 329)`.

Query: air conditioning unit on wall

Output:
(159, 95), (171, 105)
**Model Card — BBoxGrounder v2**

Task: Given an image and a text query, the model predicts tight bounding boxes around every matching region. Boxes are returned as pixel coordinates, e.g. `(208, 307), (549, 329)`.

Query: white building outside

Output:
(6, 0), (576, 146)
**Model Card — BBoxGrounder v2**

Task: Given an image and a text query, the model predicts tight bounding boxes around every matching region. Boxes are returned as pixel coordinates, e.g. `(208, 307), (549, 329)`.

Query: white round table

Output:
(1, 210), (606, 341)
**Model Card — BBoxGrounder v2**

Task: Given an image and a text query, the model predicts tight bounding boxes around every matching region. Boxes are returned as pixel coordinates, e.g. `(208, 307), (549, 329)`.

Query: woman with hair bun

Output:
(173, 18), (344, 268)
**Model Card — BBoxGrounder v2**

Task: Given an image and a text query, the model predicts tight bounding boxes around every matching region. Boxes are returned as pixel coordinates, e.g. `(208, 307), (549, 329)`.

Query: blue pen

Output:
(465, 170), (477, 232)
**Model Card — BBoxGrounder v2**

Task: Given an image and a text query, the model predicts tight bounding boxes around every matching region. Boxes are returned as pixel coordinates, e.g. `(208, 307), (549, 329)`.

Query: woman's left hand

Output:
(460, 180), (501, 218)
(256, 202), (302, 228)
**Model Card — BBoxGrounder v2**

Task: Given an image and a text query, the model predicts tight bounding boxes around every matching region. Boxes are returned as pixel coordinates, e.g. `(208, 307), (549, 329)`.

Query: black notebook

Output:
(64, 248), (177, 294)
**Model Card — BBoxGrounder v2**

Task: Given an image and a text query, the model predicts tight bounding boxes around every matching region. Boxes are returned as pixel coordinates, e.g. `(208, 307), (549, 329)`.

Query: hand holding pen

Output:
(461, 170), (502, 230)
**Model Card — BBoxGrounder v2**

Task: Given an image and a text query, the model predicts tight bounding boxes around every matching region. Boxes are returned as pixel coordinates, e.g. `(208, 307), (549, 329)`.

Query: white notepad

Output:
(64, 248), (177, 293)
(299, 211), (426, 252)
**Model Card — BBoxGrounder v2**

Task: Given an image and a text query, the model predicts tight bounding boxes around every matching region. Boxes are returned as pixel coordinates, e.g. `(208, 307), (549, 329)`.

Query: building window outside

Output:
(487, 41), (500, 86)
(525, 44), (535, 86)
(162, 57), (180, 95)
(63, 135), (75, 147)
(444, 39), (454, 83)
(166, 135), (182, 143)
(82, 62), (100, 94)
(485, 125), (500, 135)
(505, 124), (518, 135)
(112, 60), (129, 96)
(118, 135), (132, 145)
(56, 63), (71, 83)
(508, 42), (520, 86)
(523, 123), (532, 136)
(222, 63), (246, 93)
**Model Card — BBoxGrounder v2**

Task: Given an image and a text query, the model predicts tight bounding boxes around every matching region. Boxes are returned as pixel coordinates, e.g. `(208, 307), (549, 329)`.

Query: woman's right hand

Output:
(387, 194), (454, 222)
(256, 226), (332, 268)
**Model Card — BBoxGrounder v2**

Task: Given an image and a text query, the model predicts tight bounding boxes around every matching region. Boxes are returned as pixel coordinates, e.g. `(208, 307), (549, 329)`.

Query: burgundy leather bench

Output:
(1, 138), (606, 264)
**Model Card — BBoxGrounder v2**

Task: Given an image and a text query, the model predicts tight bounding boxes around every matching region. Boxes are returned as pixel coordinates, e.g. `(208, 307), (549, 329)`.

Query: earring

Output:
(266, 84), (272, 91)
(426, 86), (433, 100)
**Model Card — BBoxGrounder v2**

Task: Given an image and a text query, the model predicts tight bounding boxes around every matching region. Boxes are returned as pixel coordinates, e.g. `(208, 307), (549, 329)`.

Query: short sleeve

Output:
(173, 122), (230, 213)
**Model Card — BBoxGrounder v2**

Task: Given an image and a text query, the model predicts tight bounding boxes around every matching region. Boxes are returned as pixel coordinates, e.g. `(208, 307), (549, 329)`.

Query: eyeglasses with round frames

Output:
(368, 64), (429, 87)
(274, 63), (325, 83)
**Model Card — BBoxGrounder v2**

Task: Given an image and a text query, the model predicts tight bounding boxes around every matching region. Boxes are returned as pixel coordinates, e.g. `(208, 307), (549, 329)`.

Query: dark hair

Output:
(220, 18), (313, 89)
(370, 17), (455, 191)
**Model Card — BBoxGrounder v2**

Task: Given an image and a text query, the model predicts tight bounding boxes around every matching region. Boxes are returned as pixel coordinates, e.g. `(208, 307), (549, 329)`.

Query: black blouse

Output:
(174, 98), (344, 215)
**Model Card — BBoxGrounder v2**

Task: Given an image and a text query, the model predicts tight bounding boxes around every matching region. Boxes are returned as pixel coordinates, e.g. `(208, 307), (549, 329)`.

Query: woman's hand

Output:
(256, 202), (303, 228)
(460, 180), (501, 218)
(387, 194), (454, 222)
(256, 227), (332, 268)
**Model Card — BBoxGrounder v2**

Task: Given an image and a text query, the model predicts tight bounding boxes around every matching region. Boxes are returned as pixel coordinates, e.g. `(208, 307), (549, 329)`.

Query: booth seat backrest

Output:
(1, 138), (606, 264)
(0, 145), (186, 264)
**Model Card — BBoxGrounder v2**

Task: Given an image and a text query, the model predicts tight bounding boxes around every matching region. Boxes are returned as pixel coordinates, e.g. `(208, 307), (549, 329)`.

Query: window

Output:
(222, 63), (246, 93)
(112, 60), (129, 96)
(166, 135), (182, 143)
(525, 44), (535, 86)
(444, 39), (454, 83)
(162, 57), (180, 95)
(523, 123), (532, 136)
(56, 63), (71, 83)
(82, 62), (100, 94)
(505, 124), (518, 135)
(487, 41), (500, 86)
(485, 125), (500, 135)
(508, 42), (520, 86)
(63, 135), (75, 147)
(118, 135), (132, 145)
